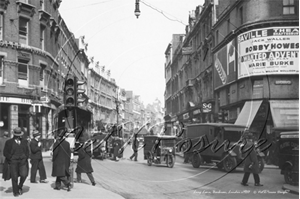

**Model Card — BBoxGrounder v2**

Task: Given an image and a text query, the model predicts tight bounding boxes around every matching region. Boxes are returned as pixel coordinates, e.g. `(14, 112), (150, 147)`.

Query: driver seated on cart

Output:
(153, 139), (161, 158)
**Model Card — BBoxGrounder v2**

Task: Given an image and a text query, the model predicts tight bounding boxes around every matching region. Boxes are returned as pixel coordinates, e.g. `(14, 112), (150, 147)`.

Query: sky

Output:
(59, 0), (204, 106)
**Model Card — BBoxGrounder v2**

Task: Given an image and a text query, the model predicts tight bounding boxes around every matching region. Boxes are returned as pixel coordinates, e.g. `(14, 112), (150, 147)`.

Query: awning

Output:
(270, 100), (299, 128)
(234, 100), (263, 128)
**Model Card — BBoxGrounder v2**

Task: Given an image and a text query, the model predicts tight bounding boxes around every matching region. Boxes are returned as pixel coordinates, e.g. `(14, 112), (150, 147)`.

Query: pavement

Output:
(0, 151), (125, 199)
(175, 152), (299, 195)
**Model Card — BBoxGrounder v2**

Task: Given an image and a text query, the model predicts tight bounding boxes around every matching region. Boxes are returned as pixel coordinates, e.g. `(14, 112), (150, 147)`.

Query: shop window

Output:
(18, 59), (28, 80)
(283, 0), (295, 15)
(40, 25), (45, 50)
(226, 87), (230, 104)
(252, 79), (264, 99)
(239, 7), (243, 25)
(0, 56), (3, 84)
(19, 17), (29, 45)
(227, 18), (230, 34)
(18, 59), (29, 87)
(0, 13), (3, 41)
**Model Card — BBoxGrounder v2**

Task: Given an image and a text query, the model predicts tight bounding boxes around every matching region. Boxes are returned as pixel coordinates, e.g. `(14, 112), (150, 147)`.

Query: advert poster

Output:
(238, 27), (299, 79)
(214, 39), (237, 89)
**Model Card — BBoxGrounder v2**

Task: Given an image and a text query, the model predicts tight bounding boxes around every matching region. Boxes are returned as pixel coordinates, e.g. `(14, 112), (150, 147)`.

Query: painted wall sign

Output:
(275, 80), (292, 85)
(238, 27), (299, 79)
(0, 97), (32, 105)
(214, 39), (237, 89)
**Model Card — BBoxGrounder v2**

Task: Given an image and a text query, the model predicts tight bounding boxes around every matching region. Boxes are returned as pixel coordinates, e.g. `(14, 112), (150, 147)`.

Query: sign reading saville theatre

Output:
(238, 27), (299, 79)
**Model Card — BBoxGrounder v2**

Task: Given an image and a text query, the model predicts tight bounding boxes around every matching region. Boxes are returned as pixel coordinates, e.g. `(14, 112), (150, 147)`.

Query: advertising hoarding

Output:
(214, 39), (237, 89)
(238, 27), (299, 79)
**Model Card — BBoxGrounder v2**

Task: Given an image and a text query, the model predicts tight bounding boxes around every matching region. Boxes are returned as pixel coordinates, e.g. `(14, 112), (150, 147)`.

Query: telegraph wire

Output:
(62, 0), (117, 11)
(140, 0), (187, 26)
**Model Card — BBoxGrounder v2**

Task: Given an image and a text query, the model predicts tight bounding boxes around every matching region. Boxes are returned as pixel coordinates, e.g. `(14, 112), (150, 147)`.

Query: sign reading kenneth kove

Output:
(238, 27), (299, 79)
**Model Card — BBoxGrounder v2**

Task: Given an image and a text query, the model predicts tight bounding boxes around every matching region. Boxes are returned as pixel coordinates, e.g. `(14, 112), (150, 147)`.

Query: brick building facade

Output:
(0, 0), (89, 141)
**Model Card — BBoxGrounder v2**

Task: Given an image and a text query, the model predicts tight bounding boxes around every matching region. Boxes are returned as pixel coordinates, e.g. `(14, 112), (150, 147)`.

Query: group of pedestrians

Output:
(0, 128), (48, 197)
(0, 126), (97, 197)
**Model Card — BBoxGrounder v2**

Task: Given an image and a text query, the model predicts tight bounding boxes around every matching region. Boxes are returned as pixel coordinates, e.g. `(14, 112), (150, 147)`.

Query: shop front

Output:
(0, 97), (55, 142)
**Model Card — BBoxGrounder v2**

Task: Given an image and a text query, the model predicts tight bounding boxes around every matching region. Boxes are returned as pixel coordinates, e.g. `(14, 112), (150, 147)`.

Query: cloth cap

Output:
(13, 127), (24, 136)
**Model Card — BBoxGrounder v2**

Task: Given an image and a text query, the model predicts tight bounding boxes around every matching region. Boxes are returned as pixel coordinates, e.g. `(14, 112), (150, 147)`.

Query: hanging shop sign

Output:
(238, 27), (299, 79)
(193, 109), (201, 115)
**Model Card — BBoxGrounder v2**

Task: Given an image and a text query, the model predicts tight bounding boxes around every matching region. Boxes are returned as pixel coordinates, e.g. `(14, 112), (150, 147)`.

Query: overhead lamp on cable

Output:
(134, 0), (141, 18)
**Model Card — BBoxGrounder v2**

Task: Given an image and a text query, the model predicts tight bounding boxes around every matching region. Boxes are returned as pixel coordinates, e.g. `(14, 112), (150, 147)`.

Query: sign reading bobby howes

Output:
(238, 27), (299, 79)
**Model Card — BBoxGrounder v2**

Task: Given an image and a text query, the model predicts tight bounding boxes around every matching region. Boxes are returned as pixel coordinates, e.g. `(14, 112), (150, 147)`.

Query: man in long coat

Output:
(51, 132), (71, 191)
(3, 127), (29, 197)
(75, 140), (96, 186)
(241, 131), (263, 187)
(29, 131), (47, 183)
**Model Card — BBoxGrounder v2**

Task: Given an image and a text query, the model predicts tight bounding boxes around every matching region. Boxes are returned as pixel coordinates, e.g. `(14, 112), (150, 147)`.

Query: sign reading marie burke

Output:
(238, 27), (299, 79)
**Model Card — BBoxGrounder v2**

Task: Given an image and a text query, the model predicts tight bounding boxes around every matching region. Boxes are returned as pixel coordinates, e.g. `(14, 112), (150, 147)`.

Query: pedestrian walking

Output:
(29, 130), (47, 183)
(129, 133), (139, 161)
(51, 131), (71, 191)
(75, 139), (96, 186)
(0, 131), (10, 173)
(3, 127), (29, 197)
(241, 131), (263, 187)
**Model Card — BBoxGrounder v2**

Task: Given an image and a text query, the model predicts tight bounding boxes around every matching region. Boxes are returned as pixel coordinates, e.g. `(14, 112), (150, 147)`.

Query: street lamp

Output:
(134, 0), (141, 18)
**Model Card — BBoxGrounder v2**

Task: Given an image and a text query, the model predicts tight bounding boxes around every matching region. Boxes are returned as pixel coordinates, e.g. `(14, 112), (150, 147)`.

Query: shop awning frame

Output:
(234, 100), (263, 128)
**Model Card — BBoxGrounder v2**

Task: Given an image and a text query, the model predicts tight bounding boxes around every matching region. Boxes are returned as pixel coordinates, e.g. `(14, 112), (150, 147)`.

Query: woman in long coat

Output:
(51, 134), (71, 191)
(241, 132), (263, 186)
(75, 140), (96, 186)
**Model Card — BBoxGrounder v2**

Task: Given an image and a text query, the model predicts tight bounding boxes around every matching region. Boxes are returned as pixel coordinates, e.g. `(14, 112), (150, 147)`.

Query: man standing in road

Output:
(51, 131), (71, 191)
(3, 127), (29, 197)
(241, 131), (263, 187)
(29, 130), (47, 183)
(129, 133), (139, 161)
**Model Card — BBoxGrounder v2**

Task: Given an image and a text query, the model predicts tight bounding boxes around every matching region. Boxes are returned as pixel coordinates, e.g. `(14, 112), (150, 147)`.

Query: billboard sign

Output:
(214, 39), (237, 89)
(238, 27), (299, 79)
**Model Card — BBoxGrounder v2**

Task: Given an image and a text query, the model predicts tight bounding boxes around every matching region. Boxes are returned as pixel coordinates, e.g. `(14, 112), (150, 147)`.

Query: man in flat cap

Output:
(3, 127), (29, 197)
(29, 130), (47, 183)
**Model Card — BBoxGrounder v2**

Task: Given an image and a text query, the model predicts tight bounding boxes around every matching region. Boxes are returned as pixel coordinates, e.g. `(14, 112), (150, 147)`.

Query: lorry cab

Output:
(183, 123), (263, 172)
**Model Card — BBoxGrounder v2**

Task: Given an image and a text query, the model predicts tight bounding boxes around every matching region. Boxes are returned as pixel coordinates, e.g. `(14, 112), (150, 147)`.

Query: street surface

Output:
(75, 146), (298, 199)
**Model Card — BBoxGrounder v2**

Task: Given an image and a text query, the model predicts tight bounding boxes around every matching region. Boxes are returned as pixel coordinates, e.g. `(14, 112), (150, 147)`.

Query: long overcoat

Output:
(75, 146), (93, 173)
(243, 142), (260, 174)
(0, 137), (9, 164)
(51, 139), (71, 177)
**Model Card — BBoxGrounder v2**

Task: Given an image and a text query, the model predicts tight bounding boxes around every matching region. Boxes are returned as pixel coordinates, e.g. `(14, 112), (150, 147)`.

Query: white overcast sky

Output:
(59, 0), (204, 106)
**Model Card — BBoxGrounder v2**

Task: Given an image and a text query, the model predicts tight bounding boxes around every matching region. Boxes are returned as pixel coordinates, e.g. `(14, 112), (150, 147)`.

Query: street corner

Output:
(282, 184), (299, 195)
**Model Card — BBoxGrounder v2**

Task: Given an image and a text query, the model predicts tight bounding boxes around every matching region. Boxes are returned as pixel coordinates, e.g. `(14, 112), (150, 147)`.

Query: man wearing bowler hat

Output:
(3, 127), (29, 197)
(29, 130), (47, 183)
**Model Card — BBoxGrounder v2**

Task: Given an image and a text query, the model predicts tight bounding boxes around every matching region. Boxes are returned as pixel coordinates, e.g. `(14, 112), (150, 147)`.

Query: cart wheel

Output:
(167, 155), (175, 168)
(192, 153), (202, 168)
(284, 165), (295, 185)
(223, 156), (237, 172)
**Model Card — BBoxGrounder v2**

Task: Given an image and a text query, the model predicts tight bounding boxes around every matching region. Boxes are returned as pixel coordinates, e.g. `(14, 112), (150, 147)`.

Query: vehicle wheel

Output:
(257, 157), (265, 173)
(192, 153), (202, 168)
(216, 162), (223, 170)
(223, 156), (237, 172)
(167, 155), (175, 168)
(284, 165), (295, 185)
